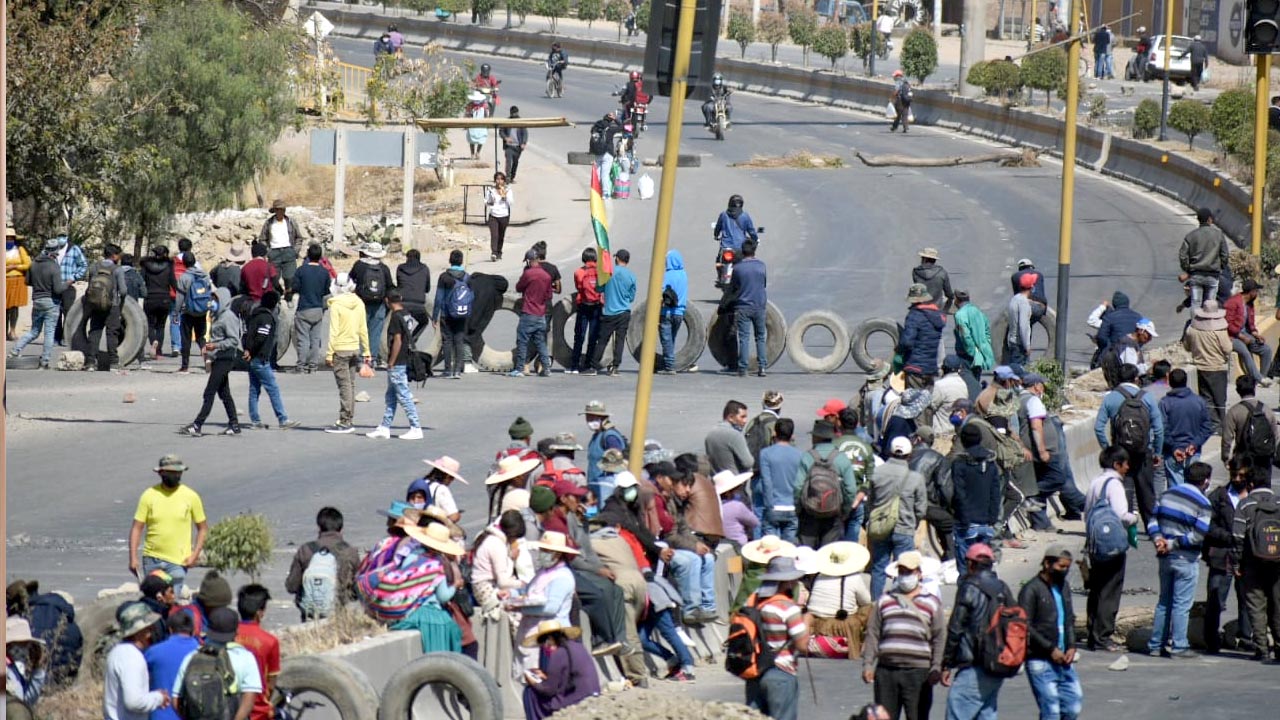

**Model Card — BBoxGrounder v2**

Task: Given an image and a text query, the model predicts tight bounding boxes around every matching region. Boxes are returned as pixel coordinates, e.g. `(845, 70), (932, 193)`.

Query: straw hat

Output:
(361, 243), (387, 260)
(814, 541), (871, 577)
(888, 371), (907, 393)
(224, 243), (250, 264)
(5, 617), (45, 650)
(713, 469), (752, 496)
(404, 521), (465, 556)
(423, 456), (467, 484)
(740, 535), (796, 564)
(792, 546), (820, 575)
(533, 530), (580, 556)
(486, 455), (541, 485)
(1191, 300), (1228, 331)
(521, 619), (582, 647)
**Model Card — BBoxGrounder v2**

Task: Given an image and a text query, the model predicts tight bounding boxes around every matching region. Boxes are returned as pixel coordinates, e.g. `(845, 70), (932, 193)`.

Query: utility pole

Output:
(959, 0), (987, 97)
(2, 0), (10, 622)
(1253, 54), (1271, 256)
(628, 0), (697, 475)
(1054, 0), (1081, 369)
(1158, 0), (1173, 140)
(1028, 0), (1036, 51)
(869, 0), (879, 78)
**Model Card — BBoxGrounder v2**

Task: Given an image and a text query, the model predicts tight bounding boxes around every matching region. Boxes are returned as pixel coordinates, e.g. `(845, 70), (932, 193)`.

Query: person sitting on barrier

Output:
(508, 532), (579, 678)
(521, 619), (601, 720)
(662, 455), (726, 625)
(385, 522), (465, 654)
(733, 535), (797, 613)
(805, 541), (873, 660)
(486, 455), (542, 525)
(717, 470), (759, 549)
(640, 572), (699, 681)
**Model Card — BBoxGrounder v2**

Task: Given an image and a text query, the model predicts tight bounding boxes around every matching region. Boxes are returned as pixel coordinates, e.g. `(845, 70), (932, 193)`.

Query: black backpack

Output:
(407, 350), (434, 384)
(898, 80), (913, 102)
(177, 644), (236, 720)
(589, 123), (608, 155)
(1241, 401), (1277, 459)
(356, 265), (386, 303)
(1248, 496), (1280, 562)
(1111, 387), (1151, 455)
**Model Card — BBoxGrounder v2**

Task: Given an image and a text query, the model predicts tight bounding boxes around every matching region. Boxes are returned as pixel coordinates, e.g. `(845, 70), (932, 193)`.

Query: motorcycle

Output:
(475, 81), (500, 115)
(629, 101), (648, 136)
(710, 92), (731, 141)
(714, 227), (764, 288)
(545, 61), (565, 98)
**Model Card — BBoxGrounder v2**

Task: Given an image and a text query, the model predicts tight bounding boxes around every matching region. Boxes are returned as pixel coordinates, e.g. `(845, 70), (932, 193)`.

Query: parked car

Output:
(814, 0), (869, 25)
(1140, 34), (1195, 83)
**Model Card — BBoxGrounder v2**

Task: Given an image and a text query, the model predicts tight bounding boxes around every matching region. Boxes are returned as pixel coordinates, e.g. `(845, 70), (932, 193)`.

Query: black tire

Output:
(64, 296), (147, 366)
(475, 294), (522, 372)
(624, 301), (707, 371)
(273, 654), (379, 720)
(5, 355), (42, 370)
(989, 307), (1058, 365)
(715, 115), (726, 141)
(706, 300), (787, 371)
(549, 298), (626, 371)
(849, 317), (901, 373)
(378, 652), (503, 720)
(786, 310), (851, 373)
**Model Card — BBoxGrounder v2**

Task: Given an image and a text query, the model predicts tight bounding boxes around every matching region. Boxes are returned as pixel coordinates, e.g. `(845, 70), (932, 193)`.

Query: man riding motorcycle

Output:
(713, 195), (759, 287)
(619, 70), (650, 129)
(547, 42), (569, 86)
(701, 73), (732, 129)
(473, 63), (501, 114)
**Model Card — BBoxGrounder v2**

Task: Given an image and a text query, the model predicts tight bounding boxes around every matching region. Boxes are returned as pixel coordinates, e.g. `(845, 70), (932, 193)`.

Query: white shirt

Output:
(429, 480), (459, 518)
(103, 642), (167, 720)
(877, 14), (895, 34)
(267, 218), (291, 250)
(485, 186), (513, 218)
(807, 573), (872, 618)
(1085, 469), (1137, 525)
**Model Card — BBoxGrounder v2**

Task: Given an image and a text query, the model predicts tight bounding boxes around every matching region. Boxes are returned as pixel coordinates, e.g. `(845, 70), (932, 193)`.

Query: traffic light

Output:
(643, 0), (722, 99)
(1246, 0), (1280, 54)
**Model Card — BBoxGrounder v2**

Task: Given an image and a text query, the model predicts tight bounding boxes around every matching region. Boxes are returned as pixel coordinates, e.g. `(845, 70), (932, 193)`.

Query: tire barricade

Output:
(625, 300), (708, 372)
(989, 307), (1059, 365)
(785, 310), (850, 373)
(63, 296), (148, 367)
(706, 300), (788, 371)
(274, 655), (380, 720)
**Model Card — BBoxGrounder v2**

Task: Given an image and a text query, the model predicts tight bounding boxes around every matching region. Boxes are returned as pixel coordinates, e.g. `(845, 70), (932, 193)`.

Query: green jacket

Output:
(794, 442), (859, 516)
(954, 303), (996, 371)
(835, 434), (876, 496)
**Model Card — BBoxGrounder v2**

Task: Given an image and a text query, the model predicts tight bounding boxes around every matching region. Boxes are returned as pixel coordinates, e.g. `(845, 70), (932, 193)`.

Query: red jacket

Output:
(574, 262), (602, 305)
(1224, 293), (1257, 337)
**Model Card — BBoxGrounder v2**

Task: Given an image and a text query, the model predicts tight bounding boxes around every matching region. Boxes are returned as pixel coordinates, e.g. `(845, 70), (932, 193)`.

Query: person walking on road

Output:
(1221, 374), (1279, 486)
(1180, 35), (1209, 91)
(244, 291), (300, 431)
(1178, 208), (1230, 309)
(258, 199), (303, 293)
(586, 249), (635, 376)
(182, 288), (243, 437)
(1230, 466), (1280, 662)
(867, 437), (928, 599)
(1147, 461), (1214, 658)
(901, 284), (945, 388)
(941, 543), (1011, 719)
(173, 252), (213, 374)
(367, 290), (423, 440)
(659, 249), (688, 374)
(51, 234), (87, 347)
(324, 273), (371, 434)
(433, 250), (471, 380)
(78, 243), (130, 371)
(741, 556), (810, 720)
(1018, 373), (1086, 531)
(292, 244), (331, 374)
(1157, 369), (1212, 487)
(9, 238), (66, 369)
(1224, 280), (1274, 387)
(1094, 363), (1164, 528)
(1004, 274), (1036, 366)
(1183, 300), (1232, 432)
(139, 246), (176, 361)
(862, 551), (944, 720)
(1092, 24), (1113, 79)
(128, 455), (207, 597)
(949, 424), (1002, 582)
(1084, 446), (1137, 653)
(350, 243), (394, 368)
(240, 241), (282, 303)
(511, 250), (553, 378)
(485, 172), (514, 261)
(501, 107), (528, 183)
(1020, 545), (1084, 718)
(729, 239), (768, 377)
(912, 248), (954, 313)
(395, 248), (431, 339)
(569, 248), (603, 374)
(1011, 259), (1048, 323)
(890, 69), (913, 132)
(1202, 457), (1256, 655)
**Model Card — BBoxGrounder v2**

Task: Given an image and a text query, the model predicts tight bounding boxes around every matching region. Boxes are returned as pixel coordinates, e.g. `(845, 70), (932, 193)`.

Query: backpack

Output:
(975, 579), (1028, 678)
(589, 123), (608, 155)
(407, 350), (434, 384)
(743, 412), (778, 467)
(1248, 496), (1280, 562)
(357, 265), (386, 303)
(898, 80), (913, 102)
(1241, 401), (1277, 459)
(867, 495), (901, 540)
(1086, 477), (1129, 560)
(185, 274), (215, 316)
(177, 644), (236, 720)
(299, 543), (340, 619)
(86, 263), (117, 312)
(446, 274), (474, 318)
(799, 447), (843, 519)
(723, 594), (782, 679)
(1110, 388), (1151, 455)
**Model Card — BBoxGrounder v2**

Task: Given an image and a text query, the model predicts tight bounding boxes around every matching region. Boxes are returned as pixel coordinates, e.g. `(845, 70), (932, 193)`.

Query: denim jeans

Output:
(945, 666), (1003, 720)
(381, 365), (420, 428)
(1025, 659), (1083, 720)
(513, 313), (549, 372)
(659, 313), (682, 371)
(596, 153), (614, 197)
(670, 548), (717, 615)
(570, 303), (602, 371)
(13, 297), (60, 364)
(248, 358), (288, 424)
(1231, 335), (1273, 382)
(1002, 339), (1028, 367)
(142, 556), (188, 597)
(365, 301), (387, 361)
(1149, 550), (1200, 653)
(842, 503), (866, 543)
(1204, 568), (1252, 652)
(745, 667), (798, 720)
(639, 607), (695, 670)
(763, 509), (799, 544)
(870, 533), (916, 599)
(169, 302), (183, 353)
(1187, 274), (1219, 309)
(736, 307), (768, 372)
(1161, 452), (1199, 487)
(954, 524), (996, 581)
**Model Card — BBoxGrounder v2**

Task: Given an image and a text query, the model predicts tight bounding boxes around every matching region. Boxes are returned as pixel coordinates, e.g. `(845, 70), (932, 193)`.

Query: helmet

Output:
(629, 70), (641, 81)
(712, 73), (724, 87)
(480, 63), (491, 75)
(728, 194), (744, 210)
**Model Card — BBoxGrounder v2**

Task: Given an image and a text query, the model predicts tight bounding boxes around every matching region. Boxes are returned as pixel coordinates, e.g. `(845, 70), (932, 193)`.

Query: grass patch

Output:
(37, 676), (102, 720)
(278, 603), (388, 657)
(732, 150), (846, 169)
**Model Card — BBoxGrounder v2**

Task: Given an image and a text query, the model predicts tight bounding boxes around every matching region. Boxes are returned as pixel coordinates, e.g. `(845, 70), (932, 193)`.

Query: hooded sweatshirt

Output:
(1097, 291), (1141, 349)
(661, 250), (688, 317)
(327, 292), (370, 361)
(26, 253), (67, 301)
(912, 263), (954, 309)
(433, 267), (467, 321)
(206, 288), (242, 360)
(245, 300), (278, 362)
(175, 265), (211, 315)
(396, 259), (431, 310)
(140, 257), (176, 303)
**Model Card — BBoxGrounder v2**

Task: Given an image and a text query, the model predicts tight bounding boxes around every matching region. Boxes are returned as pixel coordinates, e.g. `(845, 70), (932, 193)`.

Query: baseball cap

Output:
(205, 607), (240, 644)
(614, 471), (639, 489)
(816, 399), (847, 418)
(1017, 258), (1033, 269)
(551, 479), (588, 499)
(1022, 373), (1047, 386)
(1136, 318), (1158, 337)
(896, 551), (923, 570)
(890, 436), (913, 457)
(994, 366), (1019, 381)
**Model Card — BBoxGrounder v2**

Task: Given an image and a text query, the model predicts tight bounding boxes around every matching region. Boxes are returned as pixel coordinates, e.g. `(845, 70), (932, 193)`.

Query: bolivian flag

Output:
(590, 164), (614, 285)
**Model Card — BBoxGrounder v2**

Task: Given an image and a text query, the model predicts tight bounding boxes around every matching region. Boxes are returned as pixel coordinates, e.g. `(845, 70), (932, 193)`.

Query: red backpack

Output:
(977, 580), (1029, 677)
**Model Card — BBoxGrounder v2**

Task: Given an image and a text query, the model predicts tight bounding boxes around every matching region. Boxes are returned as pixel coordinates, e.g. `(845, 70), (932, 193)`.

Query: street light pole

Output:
(1054, 0), (1081, 370)
(869, 0), (879, 78)
(1158, 0), (1173, 141)
(628, 0), (696, 474)
(1253, 54), (1271, 256)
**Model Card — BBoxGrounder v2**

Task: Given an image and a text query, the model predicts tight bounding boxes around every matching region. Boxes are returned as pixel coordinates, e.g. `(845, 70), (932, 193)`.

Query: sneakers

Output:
(581, 368), (598, 376)
(538, 370), (551, 377)
(565, 368), (579, 374)
(366, 426), (392, 439)
(656, 369), (676, 375)
(508, 370), (525, 377)
(400, 427), (424, 440)
(181, 424), (202, 437)
(249, 422), (270, 430)
(279, 420), (302, 430)
(325, 423), (356, 434)
(606, 365), (619, 377)
(221, 427), (241, 436)
(665, 669), (695, 683)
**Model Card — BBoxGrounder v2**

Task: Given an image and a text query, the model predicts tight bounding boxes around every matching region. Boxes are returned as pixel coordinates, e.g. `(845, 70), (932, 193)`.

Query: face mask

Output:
(160, 474), (181, 489)
(622, 487), (639, 503)
(536, 551), (559, 569)
(949, 414), (964, 428)
(895, 572), (920, 593)
(584, 505), (599, 519)
(587, 420), (603, 431)
(1048, 568), (1069, 585)
(409, 501), (426, 510)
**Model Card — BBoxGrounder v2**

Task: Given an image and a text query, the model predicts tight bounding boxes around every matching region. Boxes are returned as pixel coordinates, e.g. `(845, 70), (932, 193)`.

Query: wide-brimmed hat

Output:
(361, 243), (387, 259)
(713, 469), (752, 495)
(116, 602), (162, 639)
(405, 521), (465, 556)
(521, 619), (582, 647)
(534, 530), (580, 556)
(793, 546), (820, 575)
(154, 454), (188, 473)
(894, 389), (931, 419)
(5, 617), (45, 649)
(224, 243), (250, 263)
(579, 399), (611, 417)
(741, 535), (796, 564)
(423, 456), (467, 484)
(597, 448), (628, 473)
(812, 419), (838, 441)
(889, 371), (907, 393)
(918, 247), (940, 260)
(815, 541), (871, 577)
(760, 556), (806, 582)
(1192, 300), (1229, 331)
(906, 283), (932, 304)
(4, 227), (18, 239)
(378, 500), (413, 520)
(867, 360), (892, 383)
(270, 198), (287, 211)
(1136, 318), (1158, 338)
(549, 432), (582, 451)
(486, 455), (541, 485)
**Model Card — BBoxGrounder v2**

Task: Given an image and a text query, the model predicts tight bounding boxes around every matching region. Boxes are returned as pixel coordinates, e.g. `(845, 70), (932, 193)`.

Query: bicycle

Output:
(545, 61), (564, 98)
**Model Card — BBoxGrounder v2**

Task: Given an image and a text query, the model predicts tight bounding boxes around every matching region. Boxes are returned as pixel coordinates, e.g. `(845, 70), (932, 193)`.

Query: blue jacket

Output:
(1158, 386), (1213, 453)
(602, 265), (637, 317)
(1094, 382), (1165, 454)
(1098, 291), (1141, 349)
(587, 425), (627, 490)
(661, 250), (688, 317)
(714, 210), (757, 251)
(900, 304), (946, 374)
(758, 442), (804, 510)
(731, 257), (767, 313)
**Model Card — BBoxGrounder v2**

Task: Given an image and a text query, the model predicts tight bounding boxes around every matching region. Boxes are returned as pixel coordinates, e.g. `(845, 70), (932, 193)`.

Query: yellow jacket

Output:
(327, 292), (370, 361)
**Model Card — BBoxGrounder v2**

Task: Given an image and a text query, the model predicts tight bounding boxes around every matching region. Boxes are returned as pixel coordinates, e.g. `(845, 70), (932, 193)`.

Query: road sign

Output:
(309, 129), (439, 168)
(305, 11), (333, 39)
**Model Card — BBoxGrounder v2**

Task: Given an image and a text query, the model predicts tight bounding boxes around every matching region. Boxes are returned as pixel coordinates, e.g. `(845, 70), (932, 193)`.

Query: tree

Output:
(757, 11), (789, 63)
(1133, 98), (1161, 139)
(635, 0), (649, 31)
(577, 0), (604, 28)
(106, 2), (295, 256)
(1020, 47), (1067, 107)
(788, 5), (820, 67)
(473, 0), (499, 23)
(536, 0), (569, 30)
(813, 23), (849, 70)
(727, 8), (757, 59)
(508, 0), (534, 25)
(1168, 99), (1213, 150)
(432, 0), (468, 19)
(604, 0), (630, 40)
(1211, 88), (1255, 157)
(850, 22), (885, 71)
(900, 27), (937, 84)
(204, 514), (274, 581)
(368, 44), (472, 152)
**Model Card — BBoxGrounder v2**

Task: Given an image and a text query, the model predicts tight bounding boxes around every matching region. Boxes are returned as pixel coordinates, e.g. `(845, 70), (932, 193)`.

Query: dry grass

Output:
(37, 676), (103, 720)
(257, 157), (443, 215)
(732, 150), (846, 169)
(277, 603), (388, 658)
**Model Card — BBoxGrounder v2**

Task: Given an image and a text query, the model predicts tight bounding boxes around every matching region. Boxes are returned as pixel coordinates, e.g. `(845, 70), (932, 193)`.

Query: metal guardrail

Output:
(334, 60), (372, 103)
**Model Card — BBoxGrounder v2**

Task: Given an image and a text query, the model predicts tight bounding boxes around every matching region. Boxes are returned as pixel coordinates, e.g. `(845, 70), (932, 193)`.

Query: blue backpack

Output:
(447, 274), (474, 318)
(185, 274), (214, 316)
(1086, 477), (1129, 561)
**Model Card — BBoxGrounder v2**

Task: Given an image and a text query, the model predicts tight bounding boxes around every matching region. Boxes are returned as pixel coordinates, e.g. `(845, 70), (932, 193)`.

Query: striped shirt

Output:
(1147, 483), (1212, 552)
(759, 596), (806, 674)
(863, 591), (945, 672)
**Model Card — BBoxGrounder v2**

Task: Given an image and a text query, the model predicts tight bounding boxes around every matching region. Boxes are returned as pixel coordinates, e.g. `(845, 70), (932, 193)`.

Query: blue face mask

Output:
(584, 505), (599, 519)
(209, 299), (220, 314)
(949, 413), (964, 428)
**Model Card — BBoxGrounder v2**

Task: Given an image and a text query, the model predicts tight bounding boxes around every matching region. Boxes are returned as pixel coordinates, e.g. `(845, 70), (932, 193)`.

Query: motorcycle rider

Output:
(619, 70), (649, 127)
(473, 63), (501, 114)
(590, 112), (623, 198)
(547, 42), (569, 89)
(1134, 26), (1152, 80)
(374, 33), (395, 62)
(701, 73), (732, 129)
(714, 195), (758, 285)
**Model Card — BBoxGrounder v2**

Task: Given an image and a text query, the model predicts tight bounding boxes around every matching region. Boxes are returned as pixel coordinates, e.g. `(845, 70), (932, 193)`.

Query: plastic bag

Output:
(638, 173), (655, 199)
(885, 102), (896, 119)
(908, 109), (915, 123)
(1201, 66), (1211, 83)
